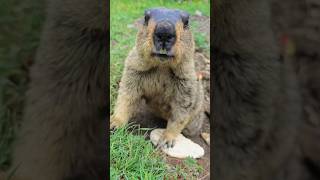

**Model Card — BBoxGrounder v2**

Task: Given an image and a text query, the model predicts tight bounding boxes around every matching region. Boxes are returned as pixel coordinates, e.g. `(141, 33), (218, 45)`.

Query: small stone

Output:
(150, 129), (205, 159)
(201, 132), (210, 145)
(204, 58), (210, 64)
(196, 71), (204, 80)
(195, 10), (202, 16)
(198, 71), (210, 80)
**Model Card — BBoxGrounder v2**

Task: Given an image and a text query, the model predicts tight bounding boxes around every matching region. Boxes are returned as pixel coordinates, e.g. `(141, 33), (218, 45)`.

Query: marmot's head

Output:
(136, 8), (194, 64)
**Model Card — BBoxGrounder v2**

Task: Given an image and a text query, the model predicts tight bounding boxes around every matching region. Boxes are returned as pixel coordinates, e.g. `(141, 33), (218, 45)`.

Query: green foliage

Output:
(110, 125), (167, 179)
(194, 32), (209, 52)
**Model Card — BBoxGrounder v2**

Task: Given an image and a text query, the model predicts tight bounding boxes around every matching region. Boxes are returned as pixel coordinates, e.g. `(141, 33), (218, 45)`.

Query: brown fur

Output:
(110, 10), (205, 147)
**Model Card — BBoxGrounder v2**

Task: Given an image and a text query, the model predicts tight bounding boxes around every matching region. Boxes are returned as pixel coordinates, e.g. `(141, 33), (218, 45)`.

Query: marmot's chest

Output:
(140, 67), (175, 98)
(137, 68), (174, 119)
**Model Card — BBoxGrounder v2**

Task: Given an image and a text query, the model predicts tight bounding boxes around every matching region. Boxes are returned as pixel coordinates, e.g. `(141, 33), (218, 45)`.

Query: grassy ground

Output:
(110, 125), (204, 179)
(0, 0), (45, 170)
(110, 0), (210, 179)
(110, 126), (167, 179)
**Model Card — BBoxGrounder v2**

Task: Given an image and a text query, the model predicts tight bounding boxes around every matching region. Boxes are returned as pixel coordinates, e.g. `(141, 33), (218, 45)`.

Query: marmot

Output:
(110, 8), (204, 148)
(3, 0), (107, 179)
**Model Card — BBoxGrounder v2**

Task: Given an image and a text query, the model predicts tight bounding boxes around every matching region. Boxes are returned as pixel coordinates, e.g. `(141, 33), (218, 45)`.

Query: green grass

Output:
(0, 0), (45, 170)
(110, 0), (209, 179)
(194, 32), (209, 53)
(110, 125), (167, 179)
(110, 125), (204, 179)
(191, 21), (210, 54)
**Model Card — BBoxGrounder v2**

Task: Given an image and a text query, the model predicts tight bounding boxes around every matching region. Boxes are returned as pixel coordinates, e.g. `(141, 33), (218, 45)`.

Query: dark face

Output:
(143, 8), (189, 59)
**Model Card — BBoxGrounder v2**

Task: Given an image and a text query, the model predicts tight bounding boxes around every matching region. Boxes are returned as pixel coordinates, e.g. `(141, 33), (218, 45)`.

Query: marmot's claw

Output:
(156, 133), (176, 149)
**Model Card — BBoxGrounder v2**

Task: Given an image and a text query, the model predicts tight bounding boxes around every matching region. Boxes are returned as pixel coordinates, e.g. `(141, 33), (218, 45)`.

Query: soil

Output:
(131, 15), (211, 179)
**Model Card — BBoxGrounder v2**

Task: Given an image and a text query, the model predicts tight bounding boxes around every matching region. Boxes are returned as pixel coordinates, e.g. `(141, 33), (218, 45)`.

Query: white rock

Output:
(150, 129), (205, 159)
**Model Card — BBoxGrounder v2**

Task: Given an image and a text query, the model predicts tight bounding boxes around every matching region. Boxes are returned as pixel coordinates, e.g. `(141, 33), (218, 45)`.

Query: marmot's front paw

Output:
(110, 115), (127, 129)
(156, 131), (177, 149)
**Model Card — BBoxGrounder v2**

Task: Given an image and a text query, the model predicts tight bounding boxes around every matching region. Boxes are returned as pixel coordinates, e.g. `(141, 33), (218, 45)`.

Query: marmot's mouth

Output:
(151, 49), (175, 59)
(151, 52), (174, 59)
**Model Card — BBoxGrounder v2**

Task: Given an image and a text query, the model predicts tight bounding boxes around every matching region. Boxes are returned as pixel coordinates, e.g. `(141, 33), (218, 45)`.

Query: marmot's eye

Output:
(180, 12), (189, 29)
(144, 10), (151, 26)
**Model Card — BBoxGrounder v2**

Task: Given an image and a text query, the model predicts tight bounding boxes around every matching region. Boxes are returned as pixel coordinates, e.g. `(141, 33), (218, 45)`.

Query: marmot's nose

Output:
(153, 21), (176, 53)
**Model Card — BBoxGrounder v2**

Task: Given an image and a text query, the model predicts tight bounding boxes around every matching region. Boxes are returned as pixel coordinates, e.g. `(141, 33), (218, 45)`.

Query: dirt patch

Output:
(130, 15), (211, 179)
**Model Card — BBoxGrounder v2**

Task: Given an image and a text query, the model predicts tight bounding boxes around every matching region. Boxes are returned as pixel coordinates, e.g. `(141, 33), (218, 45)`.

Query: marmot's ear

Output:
(180, 11), (189, 29)
(144, 9), (151, 26)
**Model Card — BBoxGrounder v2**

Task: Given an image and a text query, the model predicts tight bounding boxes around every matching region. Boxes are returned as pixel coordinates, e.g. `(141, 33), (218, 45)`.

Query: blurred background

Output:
(272, 1), (320, 178)
(0, 0), (45, 170)
(271, 0), (320, 127)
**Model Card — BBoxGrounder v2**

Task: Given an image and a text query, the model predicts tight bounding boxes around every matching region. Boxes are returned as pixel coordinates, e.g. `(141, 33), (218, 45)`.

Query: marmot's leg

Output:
(157, 117), (191, 148)
(157, 101), (195, 148)
(110, 91), (142, 129)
